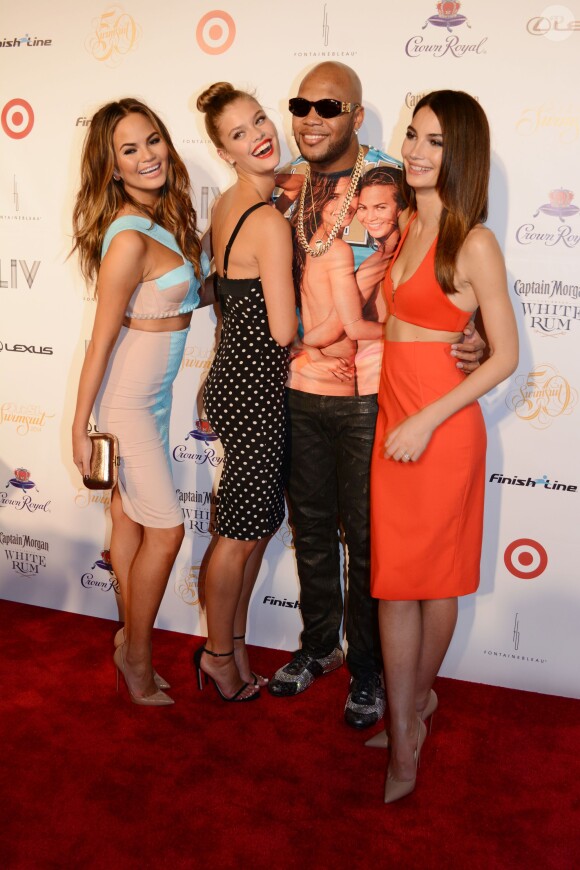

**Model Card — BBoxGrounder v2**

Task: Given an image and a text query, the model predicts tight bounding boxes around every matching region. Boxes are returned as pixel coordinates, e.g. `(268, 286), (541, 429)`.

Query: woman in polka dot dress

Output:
(194, 83), (298, 701)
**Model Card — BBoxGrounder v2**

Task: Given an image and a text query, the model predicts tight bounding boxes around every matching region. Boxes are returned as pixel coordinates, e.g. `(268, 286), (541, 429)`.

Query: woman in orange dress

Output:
(369, 90), (518, 802)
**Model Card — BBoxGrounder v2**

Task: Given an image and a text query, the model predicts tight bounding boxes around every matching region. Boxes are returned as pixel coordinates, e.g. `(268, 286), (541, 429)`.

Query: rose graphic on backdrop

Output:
(423, 1), (470, 31)
(8, 468), (36, 490)
(185, 418), (219, 444)
(533, 188), (579, 222)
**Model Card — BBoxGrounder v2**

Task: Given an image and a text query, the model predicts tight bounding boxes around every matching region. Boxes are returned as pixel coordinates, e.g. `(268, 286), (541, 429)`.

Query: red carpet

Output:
(1, 598), (578, 869)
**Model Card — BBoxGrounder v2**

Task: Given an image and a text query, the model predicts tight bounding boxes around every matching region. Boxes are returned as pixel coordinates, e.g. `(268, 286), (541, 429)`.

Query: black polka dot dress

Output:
(204, 203), (289, 540)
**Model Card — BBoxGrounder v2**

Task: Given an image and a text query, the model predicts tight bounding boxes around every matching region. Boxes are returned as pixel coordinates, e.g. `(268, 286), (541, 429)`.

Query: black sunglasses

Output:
(288, 98), (361, 119)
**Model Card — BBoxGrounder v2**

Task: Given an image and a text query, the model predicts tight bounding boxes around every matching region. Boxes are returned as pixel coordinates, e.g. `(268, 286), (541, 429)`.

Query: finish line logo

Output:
(489, 472), (577, 493)
(263, 595), (300, 610)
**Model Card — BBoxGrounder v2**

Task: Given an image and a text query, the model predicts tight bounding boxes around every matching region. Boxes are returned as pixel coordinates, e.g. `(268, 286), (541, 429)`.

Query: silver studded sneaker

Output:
(344, 672), (386, 729)
(268, 647), (344, 697)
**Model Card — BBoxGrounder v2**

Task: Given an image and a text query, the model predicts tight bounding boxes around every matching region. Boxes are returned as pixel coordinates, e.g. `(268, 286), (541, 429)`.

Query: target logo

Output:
(504, 538), (548, 580)
(196, 10), (236, 55)
(1, 99), (34, 139)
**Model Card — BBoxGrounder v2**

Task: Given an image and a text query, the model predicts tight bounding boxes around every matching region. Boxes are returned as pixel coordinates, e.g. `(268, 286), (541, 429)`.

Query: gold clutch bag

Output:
(84, 432), (120, 490)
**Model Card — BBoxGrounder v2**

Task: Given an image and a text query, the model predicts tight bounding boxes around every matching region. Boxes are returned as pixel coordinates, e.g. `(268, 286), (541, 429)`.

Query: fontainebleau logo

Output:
(0, 33), (52, 49)
(514, 276), (580, 337)
(86, 5), (141, 65)
(482, 607), (547, 665)
(0, 402), (55, 436)
(527, 5), (579, 41)
(177, 488), (216, 534)
(513, 613), (520, 650)
(80, 550), (120, 593)
(1, 99), (34, 139)
(516, 188), (579, 249)
(406, 2), (487, 58)
(1, 467), (51, 514)
(506, 364), (577, 429)
(504, 538), (548, 580)
(489, 472), (577, 494)
(293, 1), (356, 58)
(196, 10), (236, 55)
(2, 530), (49, 577)
(0, 175), (42, 222)
(0, 257), (41, 289)
(175, 564), (201, 606)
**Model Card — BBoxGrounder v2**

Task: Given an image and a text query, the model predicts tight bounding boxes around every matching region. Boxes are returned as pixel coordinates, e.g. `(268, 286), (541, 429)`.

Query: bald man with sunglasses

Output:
(269, 63), (484, 729)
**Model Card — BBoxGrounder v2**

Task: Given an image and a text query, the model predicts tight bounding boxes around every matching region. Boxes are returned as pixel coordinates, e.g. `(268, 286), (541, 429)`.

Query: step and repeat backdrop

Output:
(1, 1), (579, 698)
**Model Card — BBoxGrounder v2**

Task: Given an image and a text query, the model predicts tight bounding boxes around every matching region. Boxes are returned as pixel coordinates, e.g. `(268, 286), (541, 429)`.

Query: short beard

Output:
(298, 120), (357, 170)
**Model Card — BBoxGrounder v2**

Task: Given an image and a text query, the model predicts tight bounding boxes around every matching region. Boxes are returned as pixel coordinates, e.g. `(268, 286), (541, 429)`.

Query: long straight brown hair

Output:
(402, 90), (490, 295)
(72, 98), (203, 285)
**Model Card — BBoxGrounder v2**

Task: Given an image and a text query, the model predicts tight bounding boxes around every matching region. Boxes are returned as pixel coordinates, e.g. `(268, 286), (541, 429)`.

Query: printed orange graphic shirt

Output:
(274, 149), (402, 396)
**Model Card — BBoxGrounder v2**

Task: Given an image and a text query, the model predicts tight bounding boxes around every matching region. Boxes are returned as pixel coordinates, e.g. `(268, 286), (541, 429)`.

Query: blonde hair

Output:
(72, 98), (203, 284)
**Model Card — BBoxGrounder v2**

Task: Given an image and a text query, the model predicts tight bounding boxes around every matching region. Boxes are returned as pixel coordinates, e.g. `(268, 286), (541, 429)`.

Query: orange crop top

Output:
(385, 214), (474, 332)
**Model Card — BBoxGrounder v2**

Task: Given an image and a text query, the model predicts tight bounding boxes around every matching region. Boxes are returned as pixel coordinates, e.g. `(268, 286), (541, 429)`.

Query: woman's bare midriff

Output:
(123, 312), (193, 332)
(386, 315), (464, 345)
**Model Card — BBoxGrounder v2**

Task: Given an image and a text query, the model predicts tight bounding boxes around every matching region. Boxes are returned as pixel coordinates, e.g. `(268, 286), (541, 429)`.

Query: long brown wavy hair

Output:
(71, 98), (203, 285)
(402, 90), (490, 295)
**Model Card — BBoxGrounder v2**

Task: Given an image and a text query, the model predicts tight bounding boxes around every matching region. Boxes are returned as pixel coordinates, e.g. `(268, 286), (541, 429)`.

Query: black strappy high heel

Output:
(233, 634), (269, 687)
(193, 644), (260, 702)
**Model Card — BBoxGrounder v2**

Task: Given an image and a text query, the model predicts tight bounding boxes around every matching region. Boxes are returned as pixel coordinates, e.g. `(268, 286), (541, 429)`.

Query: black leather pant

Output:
(285, 389), (382, 679)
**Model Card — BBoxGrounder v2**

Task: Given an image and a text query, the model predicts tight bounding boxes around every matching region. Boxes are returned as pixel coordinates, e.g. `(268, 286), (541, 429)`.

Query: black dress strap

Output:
(223, 202), (269, 277)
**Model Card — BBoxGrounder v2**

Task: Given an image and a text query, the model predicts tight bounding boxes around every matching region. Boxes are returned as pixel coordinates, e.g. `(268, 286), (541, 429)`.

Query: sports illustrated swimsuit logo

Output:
(80, 550), (120, 593)
(1, 468), (51, 514)
(488, 472), (577, 494)
(1, 530), (49, 577)
(274, 518), (295, 550)
(506, 364), (578, 429)
(405, 2), (488, 58)
(514, 277), (580, 336)
(196, 10), (236, 55)
(516, 103), (580, 145)
(527, 5), (579, 41)
(1, 99), (34, 139)
(175, 564), (201, 606)
(0, 402), (55, 436)
(180, 343), (215, 372)
(86, 5), (141, 65)
(515, 188), (580, 248)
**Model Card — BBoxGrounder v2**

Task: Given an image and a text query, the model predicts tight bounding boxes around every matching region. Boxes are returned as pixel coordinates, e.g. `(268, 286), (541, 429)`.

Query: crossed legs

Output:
(378, 597), (458, 780)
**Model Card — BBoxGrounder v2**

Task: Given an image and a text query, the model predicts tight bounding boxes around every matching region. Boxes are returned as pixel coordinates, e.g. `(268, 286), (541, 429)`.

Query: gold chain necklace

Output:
(296, 145), (366, 258)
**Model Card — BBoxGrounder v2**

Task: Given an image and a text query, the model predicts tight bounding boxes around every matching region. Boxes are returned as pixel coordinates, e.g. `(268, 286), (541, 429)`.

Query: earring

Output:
(113, 173), (121, 181)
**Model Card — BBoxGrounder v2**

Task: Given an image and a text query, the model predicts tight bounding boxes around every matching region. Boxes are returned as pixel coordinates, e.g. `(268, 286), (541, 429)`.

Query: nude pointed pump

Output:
(114, 626), (171, 690)
(113, 643), (174, 706)
(384, 717), (427, 804)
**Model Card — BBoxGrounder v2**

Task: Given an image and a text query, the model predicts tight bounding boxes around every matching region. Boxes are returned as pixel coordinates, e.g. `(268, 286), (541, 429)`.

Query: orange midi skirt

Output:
(370, 341), (486, 600)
